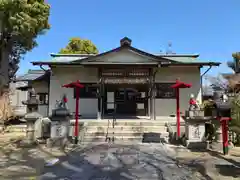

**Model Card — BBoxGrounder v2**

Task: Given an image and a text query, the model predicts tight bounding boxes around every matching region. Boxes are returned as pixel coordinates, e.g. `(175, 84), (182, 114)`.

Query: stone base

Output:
(17, 139), (37, 148)
(46, 137), (70, 148)
(185, 140), (209, 150)
(209, 141), (223, 152)
(0, 125), (4, 133)
(36, 138), (47, 144)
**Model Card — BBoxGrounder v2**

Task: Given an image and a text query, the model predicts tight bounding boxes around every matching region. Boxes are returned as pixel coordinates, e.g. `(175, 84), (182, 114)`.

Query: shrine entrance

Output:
(103, 84), (148, 117)
(115, 87), (139, 115)
(99, 68), (151, 119)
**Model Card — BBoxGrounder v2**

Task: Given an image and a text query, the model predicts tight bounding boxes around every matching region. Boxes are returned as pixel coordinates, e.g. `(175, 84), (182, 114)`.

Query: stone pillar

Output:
(152, 86), (156, 120)
(149, 70), (154, 120)
(210, 120), (223, 151)
(97, 87), (101, 120)
(149, 89), (153, 120)
(214, 121), (223, 143)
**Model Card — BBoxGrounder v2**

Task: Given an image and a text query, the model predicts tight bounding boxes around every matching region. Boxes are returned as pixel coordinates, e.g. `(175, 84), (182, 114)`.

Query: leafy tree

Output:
(0, 0), (50, 92)
(230, 96), (240, 145)
(205, 75), (229, 92)
(227, 52), (240, 73)
(225, 52), (240, 145)
(205, 52), (240, 145)
(59, 37), (98, 54)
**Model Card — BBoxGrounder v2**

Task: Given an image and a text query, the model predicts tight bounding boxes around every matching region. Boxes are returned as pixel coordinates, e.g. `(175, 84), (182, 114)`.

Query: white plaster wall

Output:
(32, 81), (49, 116)
(48, 65), (201, 118)
(49, 66), (98, 117)
(155, 67), (201, 117)
(9, 82), (28, 117)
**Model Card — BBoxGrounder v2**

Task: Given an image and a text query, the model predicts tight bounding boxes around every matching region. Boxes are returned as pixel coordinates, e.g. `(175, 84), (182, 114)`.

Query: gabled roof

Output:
(31, 37), (221, 67)
(73, 45), (177, 65)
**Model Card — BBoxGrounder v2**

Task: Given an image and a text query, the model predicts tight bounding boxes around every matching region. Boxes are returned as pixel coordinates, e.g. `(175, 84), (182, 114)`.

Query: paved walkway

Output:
(40, 143), (201, 180)
(0, 134), (239, 180)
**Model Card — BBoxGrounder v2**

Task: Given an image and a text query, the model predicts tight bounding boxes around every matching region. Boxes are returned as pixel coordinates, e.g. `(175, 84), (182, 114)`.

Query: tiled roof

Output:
(9, 81), (28, 89)
(32, 54), (96, 63)
(33, 51), (217, 65)
(16, 70), (46, 81)
(52, 56), (87, 62)
(50, 53), (95, 57)
(156, 54), (199, 57)
(154, 54), (213, 64)
(163, 56), (214, 64)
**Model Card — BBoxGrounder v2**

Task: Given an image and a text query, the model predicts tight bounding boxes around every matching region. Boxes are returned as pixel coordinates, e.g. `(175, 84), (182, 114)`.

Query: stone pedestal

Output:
(25, 112), (42, 144)
(34, 117), (51, 140)
(47, 107), (70, 148)
(184, 114), (211, 149)
(0, 124), (4, 133)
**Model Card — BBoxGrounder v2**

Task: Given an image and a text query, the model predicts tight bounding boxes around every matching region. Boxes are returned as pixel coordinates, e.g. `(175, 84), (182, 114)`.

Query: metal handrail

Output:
(105, 101), (117, 143)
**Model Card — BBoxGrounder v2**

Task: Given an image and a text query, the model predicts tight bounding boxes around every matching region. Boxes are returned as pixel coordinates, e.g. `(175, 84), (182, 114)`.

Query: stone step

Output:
(78, 133), (169, 143)
(4, 125), (26, 132)
(79, 120), (166, 127)
(83, 129), (168, 135)
(83, 126), (167, 132)
(81, 131), (169, 137)
(79, 135), (143, 142)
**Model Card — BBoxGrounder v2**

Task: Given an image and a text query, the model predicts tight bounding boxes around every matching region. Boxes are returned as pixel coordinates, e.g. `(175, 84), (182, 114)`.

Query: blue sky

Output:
(18, 0), (239, 78)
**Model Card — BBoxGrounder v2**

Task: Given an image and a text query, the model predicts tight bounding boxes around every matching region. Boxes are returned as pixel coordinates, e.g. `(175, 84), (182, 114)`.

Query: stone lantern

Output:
(22, 88), (42, 145)
(47, 94), (71, 148)
(211, 92), (231, 155)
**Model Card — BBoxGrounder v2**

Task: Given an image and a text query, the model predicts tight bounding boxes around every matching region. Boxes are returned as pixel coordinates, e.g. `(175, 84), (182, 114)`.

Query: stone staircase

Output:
(69, 120), (169, 144)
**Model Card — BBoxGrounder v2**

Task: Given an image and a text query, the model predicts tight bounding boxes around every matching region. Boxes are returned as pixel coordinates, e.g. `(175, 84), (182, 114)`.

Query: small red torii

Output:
(171, 79), (192, 139)
(62, 80), (84, 144)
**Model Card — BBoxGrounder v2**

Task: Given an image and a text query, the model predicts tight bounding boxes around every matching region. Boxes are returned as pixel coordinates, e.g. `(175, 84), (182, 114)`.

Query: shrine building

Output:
(18, 37), (220, 121)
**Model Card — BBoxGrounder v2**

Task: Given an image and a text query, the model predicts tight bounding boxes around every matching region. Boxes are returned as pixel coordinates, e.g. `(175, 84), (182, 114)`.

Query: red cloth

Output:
(189, 98), (196, 105)
(63, 97), (68, 103)
(63, 95), (68, 103)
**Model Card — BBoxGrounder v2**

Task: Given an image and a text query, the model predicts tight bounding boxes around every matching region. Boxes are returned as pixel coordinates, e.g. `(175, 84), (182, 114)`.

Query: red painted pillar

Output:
(74, 88), (80, 144)
(176, 88), (180, 138)
(221, 119), (229, 155)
